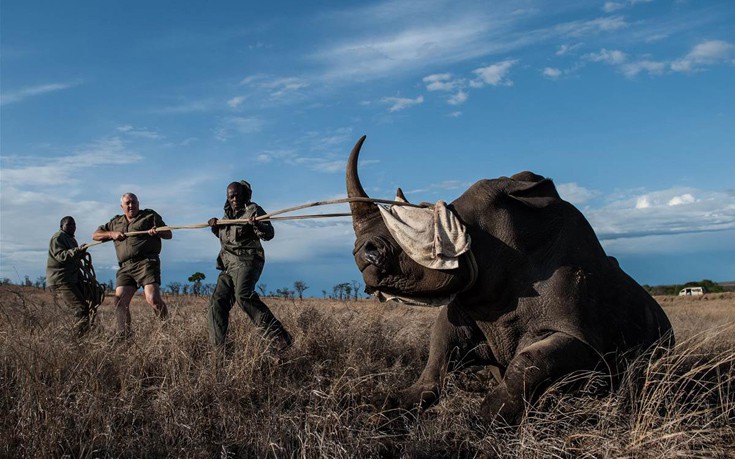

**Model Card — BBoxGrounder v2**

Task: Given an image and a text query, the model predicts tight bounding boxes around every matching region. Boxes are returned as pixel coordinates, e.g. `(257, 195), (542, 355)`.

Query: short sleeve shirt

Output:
(98, 209), (166, 264)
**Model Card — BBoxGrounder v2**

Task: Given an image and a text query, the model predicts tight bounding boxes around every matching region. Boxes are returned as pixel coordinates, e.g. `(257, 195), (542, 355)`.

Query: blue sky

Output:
(1, 0), (734, 296)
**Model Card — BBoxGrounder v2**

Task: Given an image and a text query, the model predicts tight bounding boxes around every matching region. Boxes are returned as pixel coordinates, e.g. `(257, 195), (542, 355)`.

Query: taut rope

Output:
(80, 197), (427, 250)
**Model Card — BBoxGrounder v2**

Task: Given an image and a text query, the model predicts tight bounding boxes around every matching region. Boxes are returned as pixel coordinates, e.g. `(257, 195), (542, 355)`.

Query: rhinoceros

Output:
(346, 135), (674, 424)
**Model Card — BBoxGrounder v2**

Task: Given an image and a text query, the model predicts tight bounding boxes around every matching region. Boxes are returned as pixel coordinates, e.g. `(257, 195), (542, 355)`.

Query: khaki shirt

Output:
(46, 230), (82, 287)
(98, 209), (166, 264)
(213, 202), (274, 271)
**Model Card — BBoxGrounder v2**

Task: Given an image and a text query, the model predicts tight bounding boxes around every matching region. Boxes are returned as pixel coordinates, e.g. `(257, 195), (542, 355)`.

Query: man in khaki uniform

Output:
(46, 216), (90, 337)
(93, 193), (171, 337)
(207, 181), (292, 351)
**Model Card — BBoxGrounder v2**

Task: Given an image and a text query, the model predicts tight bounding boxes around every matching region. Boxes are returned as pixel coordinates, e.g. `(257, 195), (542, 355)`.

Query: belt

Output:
(119, 254), (159, 267)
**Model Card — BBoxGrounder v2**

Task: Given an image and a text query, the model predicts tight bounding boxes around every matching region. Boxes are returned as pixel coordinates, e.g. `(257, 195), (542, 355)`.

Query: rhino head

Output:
(346, 135), (472, 304)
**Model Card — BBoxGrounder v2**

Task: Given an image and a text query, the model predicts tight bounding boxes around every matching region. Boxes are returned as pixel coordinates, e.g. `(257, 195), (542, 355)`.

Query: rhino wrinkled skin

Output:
(346, 135), (674, 425)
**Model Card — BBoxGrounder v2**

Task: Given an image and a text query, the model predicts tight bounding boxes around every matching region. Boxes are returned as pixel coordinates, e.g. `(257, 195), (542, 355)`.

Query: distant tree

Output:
(166, 281), (182, 295)
(257, 283), (267, 296)
(35, 276), (47, 290)
(276, 287), (294, 300)
(350, 280), (362, 300)
(188, 272), (206, 296)
(202, 283), (215, 296)
(107, 279), (115, 293)
(332, 282), (351, 301)
(321, 290), (327, 299)
(24, 275), (32, 287)
(182, 284), (190, 295)
(0, 278), (12, 285)
(293, 281), (308, 300)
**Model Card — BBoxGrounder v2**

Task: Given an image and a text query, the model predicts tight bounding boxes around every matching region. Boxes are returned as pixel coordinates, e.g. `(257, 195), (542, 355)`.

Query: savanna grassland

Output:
(1, 285), (733, 458)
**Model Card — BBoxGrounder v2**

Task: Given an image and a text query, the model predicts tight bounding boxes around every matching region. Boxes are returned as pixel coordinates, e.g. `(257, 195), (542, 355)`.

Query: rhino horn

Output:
(346, 135), (381, 234)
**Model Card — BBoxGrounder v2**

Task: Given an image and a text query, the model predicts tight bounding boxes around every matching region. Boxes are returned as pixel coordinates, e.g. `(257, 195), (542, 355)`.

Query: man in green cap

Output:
(46, 216), (90, 337)
(93, 192), (171, 338)
(207, 180), (292, 352)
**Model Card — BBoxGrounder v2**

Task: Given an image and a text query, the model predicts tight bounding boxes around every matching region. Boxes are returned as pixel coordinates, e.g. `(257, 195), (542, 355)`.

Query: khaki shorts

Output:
(116, 257), (161, 288)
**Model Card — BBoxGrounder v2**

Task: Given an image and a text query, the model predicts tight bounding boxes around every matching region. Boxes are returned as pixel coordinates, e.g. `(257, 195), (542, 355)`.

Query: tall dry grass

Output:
(1, 285), (733, 458)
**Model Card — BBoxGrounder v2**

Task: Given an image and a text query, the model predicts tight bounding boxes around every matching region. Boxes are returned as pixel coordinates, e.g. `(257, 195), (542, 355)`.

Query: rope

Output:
(80, 197), (426, 250)
(77, 251), (106, 327)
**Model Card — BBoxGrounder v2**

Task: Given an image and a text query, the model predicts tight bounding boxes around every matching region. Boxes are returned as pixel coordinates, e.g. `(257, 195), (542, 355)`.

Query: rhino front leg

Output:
(381, 303), (486, 412)
(480, 332), (598, 425)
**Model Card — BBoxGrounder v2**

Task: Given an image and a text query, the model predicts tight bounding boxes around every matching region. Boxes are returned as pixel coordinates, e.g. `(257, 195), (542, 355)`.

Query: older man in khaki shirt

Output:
(93, 193), (171, 338)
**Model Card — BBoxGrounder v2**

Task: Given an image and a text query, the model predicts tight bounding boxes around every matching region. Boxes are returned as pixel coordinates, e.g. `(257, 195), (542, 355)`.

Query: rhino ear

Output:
(395, 187), (408, 203)
(511, 171), (546, 182)
(508, 178), (560, 208)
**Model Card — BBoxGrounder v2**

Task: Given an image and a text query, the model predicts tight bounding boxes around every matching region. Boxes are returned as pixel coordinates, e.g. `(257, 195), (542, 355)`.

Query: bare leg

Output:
(115, 286), (136, 335)
(143, 283), (168, 320)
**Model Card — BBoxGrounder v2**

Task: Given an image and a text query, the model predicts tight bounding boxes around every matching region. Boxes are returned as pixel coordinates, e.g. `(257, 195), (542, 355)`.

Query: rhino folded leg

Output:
(379, 304), (488, 412)
(480, 332), (598, 425)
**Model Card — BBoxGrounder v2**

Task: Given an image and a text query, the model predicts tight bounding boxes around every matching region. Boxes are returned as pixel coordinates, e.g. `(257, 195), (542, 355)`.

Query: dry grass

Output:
(1, 286), (733, 458)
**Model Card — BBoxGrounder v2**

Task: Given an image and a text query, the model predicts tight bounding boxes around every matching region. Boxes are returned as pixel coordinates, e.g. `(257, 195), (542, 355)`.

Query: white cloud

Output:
(671, 40), (735, 72)
(668, 193), (696, 206)
(555, 43), (583, 56)
(543, 67), (563, 79)
(116, 125), (163, 140)
(423, 73), (458, 92)
(635, 196), (650, 209)
(213, 116), (265, 141)
(1, 81), (81, 106)
(620, 59), (667, 77)
(584, 48), (627, 64)
(448, 90), (468, 105)
(227, 96), (246, 108)
(261, 77), (310, 98)
(603, 2), (625, 13)
(557, 182), (600, 205)
(448, 111), (462, 118)
(382, 95), (424, 112)
(589, 187), (735, 240)
(603, 0), (653, 13)
(556, 16), (628, 37)
(471, 60), (517, 87)
(0, 137), (142, 187)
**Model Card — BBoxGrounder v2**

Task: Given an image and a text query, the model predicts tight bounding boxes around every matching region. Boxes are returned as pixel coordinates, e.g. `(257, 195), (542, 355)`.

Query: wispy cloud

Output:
(555, 16), (629, 38)
(603, 0), (653, 13)
(670, 40), (735, 72)
(227, 96), (246, 108)
(471, 60), (517, 87)
(581, 40), (734, 78)
(1, 81), (81, 106)
(116, 125), (164, 140)
(588, 187), (735, 240)
(0, 137), (142, 187)
(239, 75), (310, 99)
(584, 48), (627, 65)
(382, 95), (424, 112)
(556, 43), (584, 56)
(420, 60), (516, 105)
(542, 67), (563, 79)
(557, 182), (600, 205)
(213, 116), (265, 141)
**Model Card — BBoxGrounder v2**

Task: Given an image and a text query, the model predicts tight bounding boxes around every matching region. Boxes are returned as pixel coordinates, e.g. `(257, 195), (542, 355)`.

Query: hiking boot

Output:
(271, 330), (293, 353)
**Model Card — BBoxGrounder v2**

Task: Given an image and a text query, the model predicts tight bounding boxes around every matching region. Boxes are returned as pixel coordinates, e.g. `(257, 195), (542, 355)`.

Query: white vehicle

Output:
(679, 286), (705, 296)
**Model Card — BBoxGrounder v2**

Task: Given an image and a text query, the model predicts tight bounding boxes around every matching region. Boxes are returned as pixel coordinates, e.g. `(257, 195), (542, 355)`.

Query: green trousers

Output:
(52, 283), (90, 337)
(207, 262), (288, 346)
